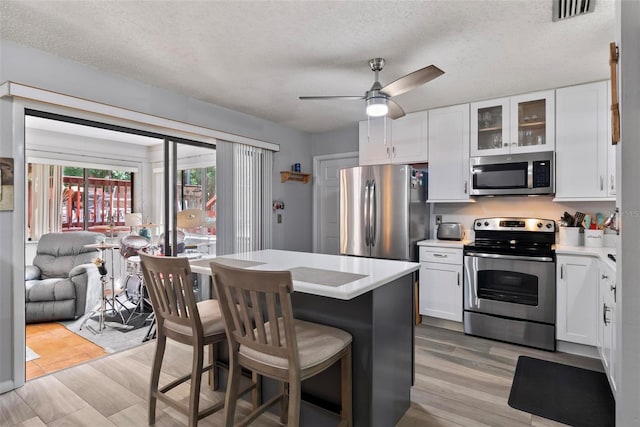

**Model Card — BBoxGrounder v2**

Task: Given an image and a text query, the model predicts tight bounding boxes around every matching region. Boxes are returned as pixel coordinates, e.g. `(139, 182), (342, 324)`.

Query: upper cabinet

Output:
(427, 104), (471, 202)
(359, 117), (392, 165)
(555, 81), (614, 200)
(470, 90), (555, 157)
(359, 112), (427, 165)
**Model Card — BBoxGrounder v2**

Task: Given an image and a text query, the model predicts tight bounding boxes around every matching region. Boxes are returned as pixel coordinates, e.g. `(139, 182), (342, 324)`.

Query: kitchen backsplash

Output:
(430, 196), (617, 243)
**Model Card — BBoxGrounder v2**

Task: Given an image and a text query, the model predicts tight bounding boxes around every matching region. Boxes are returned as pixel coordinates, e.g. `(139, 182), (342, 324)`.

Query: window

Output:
(27, 163), (134, 239)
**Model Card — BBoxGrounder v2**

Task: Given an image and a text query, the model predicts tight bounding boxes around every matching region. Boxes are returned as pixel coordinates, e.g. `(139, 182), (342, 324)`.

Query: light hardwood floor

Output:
(2, 324), (605, 426)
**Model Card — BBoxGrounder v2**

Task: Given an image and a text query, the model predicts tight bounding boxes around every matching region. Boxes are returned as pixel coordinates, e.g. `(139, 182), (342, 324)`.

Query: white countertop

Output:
(555, 245), (616, 271)
(417, 239), (468, 248)
(190, 249), (419, 300)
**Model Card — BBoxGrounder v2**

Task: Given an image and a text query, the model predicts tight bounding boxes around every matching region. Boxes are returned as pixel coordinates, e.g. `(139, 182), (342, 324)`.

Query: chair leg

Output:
(223, 345), (241, 427)
(209, 343), (219, 391)
(188, 344), (204, 427)
(149, 333), (167, 425)
(341, 346), (353, 427)
(287, 377), (301, 427)
(251, 371), (261, 409)
(279, 382), (288, 425)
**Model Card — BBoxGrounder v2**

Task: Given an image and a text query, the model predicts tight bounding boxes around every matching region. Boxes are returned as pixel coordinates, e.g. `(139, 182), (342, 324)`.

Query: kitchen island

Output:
(190, 249), (419, 427)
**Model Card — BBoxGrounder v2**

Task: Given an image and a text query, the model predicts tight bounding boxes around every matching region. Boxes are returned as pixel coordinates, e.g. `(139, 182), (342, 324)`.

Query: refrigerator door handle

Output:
(364, 180), (371, 247)
(370, 180), (377, 246)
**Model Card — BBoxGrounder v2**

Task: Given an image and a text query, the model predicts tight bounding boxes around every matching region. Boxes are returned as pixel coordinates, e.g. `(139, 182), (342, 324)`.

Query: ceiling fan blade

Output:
(381, 65), (444, 98)
(299, 96), (364, 100)
(387, 99), (406, 120)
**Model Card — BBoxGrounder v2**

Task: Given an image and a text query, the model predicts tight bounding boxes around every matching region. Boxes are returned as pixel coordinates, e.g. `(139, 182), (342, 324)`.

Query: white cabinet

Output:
(359, 117), (392, 165)
(556, 81), (614, 200)
(392, 111), (428, 164)
(418, 246), (463, 322)
(599, 263), (617, 395)
(470, 90), (555, 157)
(358, 112), (427, 166)
(427, 104), (471, 202)
(556, 255), (599, 345)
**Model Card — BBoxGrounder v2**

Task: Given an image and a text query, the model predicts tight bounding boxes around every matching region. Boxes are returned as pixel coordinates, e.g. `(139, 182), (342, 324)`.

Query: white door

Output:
(314, 154), (359, 254)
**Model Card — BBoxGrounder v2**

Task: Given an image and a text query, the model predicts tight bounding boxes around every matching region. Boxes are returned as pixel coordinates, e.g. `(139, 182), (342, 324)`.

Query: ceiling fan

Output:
(299, 58), (444, 120)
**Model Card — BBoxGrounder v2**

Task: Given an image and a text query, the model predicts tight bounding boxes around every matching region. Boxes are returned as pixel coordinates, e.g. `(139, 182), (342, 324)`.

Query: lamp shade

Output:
(124, 213), (142, 227)
(177, 209), (206, 228)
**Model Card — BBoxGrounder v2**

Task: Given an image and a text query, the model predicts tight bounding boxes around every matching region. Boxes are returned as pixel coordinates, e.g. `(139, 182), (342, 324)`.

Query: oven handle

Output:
(465, 252), (554, 262)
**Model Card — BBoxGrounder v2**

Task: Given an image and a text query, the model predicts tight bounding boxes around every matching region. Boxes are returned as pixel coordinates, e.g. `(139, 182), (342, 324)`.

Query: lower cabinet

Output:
(556, 255), (599, 346)
(419, 247), (463, 322)
(599, 263), (617, 395)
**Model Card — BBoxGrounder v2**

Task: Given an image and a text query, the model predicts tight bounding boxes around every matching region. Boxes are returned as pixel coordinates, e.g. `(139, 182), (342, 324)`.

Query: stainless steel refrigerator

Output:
(339, 164), (429, 261)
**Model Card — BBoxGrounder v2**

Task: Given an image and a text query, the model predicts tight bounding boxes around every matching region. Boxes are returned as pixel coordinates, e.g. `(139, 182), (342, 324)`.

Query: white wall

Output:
(616, 0), (640, 424)
(311, 124), (359, 157)
(0, 40), (314, 391)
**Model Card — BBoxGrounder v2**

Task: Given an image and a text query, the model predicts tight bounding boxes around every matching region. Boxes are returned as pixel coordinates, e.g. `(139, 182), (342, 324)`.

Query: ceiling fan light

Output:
(366, 96), (389, 117)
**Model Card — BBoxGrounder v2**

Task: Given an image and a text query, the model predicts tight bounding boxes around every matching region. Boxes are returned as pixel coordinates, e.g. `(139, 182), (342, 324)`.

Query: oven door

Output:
(463, 252), (555, 324)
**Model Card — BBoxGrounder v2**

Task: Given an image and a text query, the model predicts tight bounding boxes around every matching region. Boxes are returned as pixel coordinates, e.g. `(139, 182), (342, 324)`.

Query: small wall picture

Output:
(0, 158), (14, 211)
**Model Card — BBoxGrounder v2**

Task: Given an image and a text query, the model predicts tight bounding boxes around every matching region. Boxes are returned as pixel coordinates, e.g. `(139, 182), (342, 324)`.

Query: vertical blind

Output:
(217, 141), (273, 255)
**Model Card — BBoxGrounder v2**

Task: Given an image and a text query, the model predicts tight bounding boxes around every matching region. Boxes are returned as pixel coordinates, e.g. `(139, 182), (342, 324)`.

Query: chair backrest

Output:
(139, 254), (203, 338)
(210, 260), (299, 367)
(34, 232), (105, 279)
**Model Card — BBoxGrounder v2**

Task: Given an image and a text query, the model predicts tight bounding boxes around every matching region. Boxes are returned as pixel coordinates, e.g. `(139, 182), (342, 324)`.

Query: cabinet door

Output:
(509, 90), (555, 153)
(391, 111), (428, 164)
(419, 262), (463, 322)
(359, 118), (392, 165)
(556, 255), (598, 345)
(555, 82), (608, 199)
(427, 104), (470, 201)
(599, 264), (617, 394)
(470, 97), (510, 156)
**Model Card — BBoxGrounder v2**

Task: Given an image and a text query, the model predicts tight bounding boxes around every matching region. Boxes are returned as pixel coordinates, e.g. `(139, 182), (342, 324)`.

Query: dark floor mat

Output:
(508, 356), (614, 427)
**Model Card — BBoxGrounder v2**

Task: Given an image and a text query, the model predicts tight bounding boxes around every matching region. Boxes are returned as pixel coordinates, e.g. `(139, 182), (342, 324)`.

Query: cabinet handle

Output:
(511, 142), (517, 146)
(602, 274), (609, 280)
(600, 175), (604, 191)
(611, 175), (615, 191)
(457, 272), (460, 287)
(386, 147), (390, 158)
(392, 146), (396, 158)
(464, 180), (468, 194)
(611, 284), (617, 303)
(560, 264), (564, 279)
(433, 253), (448, 258)
(503, 143), (508, 147)
(603, 303), (611, 325)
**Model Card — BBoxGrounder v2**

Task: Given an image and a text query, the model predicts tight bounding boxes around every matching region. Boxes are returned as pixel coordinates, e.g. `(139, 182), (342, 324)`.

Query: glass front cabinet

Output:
(470, 90), (555, 157)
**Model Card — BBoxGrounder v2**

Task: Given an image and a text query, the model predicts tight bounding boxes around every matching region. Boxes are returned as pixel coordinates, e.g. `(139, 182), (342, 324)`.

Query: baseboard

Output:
(557, 340), (599, 359)
(420, 316), (464, 332)
(0, 379), (16, 394)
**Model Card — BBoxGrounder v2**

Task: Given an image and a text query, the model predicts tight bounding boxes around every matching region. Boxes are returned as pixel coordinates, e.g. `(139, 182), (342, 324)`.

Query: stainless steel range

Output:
(463, 217), (556, 351)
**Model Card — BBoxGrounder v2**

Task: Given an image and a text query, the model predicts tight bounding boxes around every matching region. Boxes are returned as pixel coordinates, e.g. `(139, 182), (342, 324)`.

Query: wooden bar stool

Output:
(210, 260), (353, 427)
(139, 254), (256, 426)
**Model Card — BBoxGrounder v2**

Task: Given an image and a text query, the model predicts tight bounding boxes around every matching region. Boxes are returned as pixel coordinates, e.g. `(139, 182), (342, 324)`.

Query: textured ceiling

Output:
(0, 1), (615, 134)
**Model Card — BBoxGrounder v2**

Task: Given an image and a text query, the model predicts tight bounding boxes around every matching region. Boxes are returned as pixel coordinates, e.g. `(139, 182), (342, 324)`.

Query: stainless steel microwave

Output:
(470, 151), (554, 196)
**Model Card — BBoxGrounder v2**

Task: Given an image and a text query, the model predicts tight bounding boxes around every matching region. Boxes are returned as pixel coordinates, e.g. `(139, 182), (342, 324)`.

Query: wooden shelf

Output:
(519, 121), (545, 128)
(280, 171), (311, 184)
(478, 126), (502, 132)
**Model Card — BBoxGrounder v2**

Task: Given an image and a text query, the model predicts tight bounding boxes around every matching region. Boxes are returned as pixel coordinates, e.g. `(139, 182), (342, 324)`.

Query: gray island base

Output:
(190, 250), (417, 427)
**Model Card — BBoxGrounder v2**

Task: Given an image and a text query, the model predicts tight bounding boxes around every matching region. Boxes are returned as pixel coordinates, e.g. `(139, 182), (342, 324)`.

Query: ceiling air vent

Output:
(553, 0), (596, 21)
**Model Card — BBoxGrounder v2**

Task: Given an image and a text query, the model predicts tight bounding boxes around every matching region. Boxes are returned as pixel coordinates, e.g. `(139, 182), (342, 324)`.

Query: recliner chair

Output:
(25, 231), (105, 323)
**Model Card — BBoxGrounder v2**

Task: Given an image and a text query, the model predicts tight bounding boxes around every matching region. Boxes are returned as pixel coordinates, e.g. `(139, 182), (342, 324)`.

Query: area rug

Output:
(508, 356), (614, 427)
(61, 305), (154, 353)
(25, 346), (40, 362)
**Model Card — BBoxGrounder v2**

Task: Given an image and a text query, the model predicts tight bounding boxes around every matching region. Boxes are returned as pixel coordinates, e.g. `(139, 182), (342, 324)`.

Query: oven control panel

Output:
(473, 217), (556, 232)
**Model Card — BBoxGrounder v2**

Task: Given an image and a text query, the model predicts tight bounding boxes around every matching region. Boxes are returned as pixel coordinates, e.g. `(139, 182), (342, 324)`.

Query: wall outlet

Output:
(435, 215), (442, 225)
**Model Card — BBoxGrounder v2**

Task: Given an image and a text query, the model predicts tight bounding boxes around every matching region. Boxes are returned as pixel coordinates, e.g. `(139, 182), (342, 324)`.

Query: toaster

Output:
(437, 223), (464, 241)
